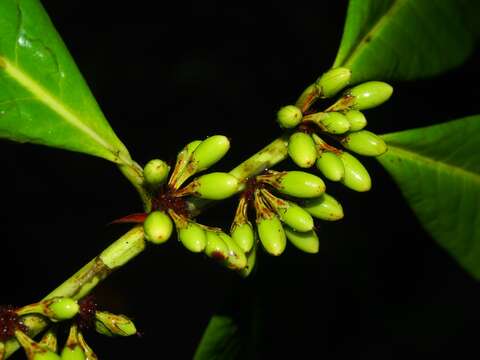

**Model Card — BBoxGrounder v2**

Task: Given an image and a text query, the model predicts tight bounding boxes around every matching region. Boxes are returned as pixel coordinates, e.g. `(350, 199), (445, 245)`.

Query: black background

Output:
(1, 0), (480, 359)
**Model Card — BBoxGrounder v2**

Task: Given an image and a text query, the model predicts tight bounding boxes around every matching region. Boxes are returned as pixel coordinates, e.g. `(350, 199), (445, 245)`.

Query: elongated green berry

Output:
(254, 190), (286, 256)
(288, 132), (317, 168)
(261, 189), (313, 232)
(345, 110), (367, 131)
(169, 139), (202, 189)
(95, 311), (137, 337)
(191, 135), (230, 172)
(219, 232), (247, 270)
(339, 152), (371, 192)
(239, 245), (257, 278)
(319, 112), (351, 134)
(143, 211), (173, 244)
(348, 81), (393, 110)
(231, 222), (255, 253)
(315, 67), (351, 98)
(284, 227), (319, 254)
(143, 159), (170, 188)
(257, 171), (325, 198)
(180, 172), (239, 200)
(315, 151), (344, 181)
(170, 211), (207, 252)
(340, 130), (387, 156)
(301, 193), (344, 221)
(277, 105), (302, 128)
(15, 330), (61, 360)
(17, 298), (79, 322)
(205, 230), (229, 261)
(77, 331), (98, 360)
(61, 325), (85, 360)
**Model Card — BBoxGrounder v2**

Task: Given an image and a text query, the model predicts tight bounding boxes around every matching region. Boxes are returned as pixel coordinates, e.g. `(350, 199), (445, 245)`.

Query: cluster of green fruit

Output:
(277, 68), (392, 192)
(0, 297), (136, 360)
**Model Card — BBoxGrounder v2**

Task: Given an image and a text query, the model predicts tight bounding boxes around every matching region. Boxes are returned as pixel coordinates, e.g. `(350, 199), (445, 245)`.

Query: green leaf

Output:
(378, 116), (480, 278)
(0, 0), (132, 164)
(334, 0), (480, 83)
(194, 315), (242, 360)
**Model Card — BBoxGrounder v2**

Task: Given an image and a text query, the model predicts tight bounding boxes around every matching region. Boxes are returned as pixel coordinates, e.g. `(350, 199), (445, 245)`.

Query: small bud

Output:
(191, 135), (230, 172)
(288, 132), (317, 168)
(301, 193), (344, 221)
(257, 170), (325, 198)
(345, 110), (367, 131)
(348, 81), (393, 110)
(254, 190), (286, 256)
(168, 140), (202, 189)
(95, 311), (137, 337)
(179, 172), (239, 200)
(143, 159), (170, 188)
(170, 211), (207, 253)
(315, 67), (351, 98)
(17, 298), (79, 322)
(284, 227), (319, 254)
(315, 151), (345, 181)
(340, 130), (387, 156)
(143, 211), (173, 244)
(339, 152), (371, 192)
(277, 105), (302, 128)
(61, 324), (85, 360)
(15, 330), (61, 360)
(261, 189), (314, 232)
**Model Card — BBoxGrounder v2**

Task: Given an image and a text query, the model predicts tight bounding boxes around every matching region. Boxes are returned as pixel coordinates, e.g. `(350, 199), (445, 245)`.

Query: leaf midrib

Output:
(384, 144), (480, 184)
(342, 0), (407, 67)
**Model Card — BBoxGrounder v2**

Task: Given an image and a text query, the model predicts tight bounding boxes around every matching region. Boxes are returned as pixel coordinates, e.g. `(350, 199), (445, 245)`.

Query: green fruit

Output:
(61, 346), (85, 360)
(193, 172), (239, 200)
(288, 132), (317, 168)
(178, 221), (207, 253)
(339, 152), (371, 192)
(257, 216), (286, 256)
(95, 311), (137, 337)
(274, 171), (325, 198)
(143, 159), (170, 188)
(48, 298), (79, 321)
(341, 130), (387, 156)
(277, 105), (302, 128)
(231, 222), (255, 253)
(301, 194), (344, 221)
(143, 211), (173, 244)
(348, 81), (393, 110)
(205, 231), (229, 261)
(191, 135), (230, 172)
(239, 246), (257, 278)
(35, 352), (62, 360)
(318, 112), (351, 134)
(284, 227), (319, 254)
(219, 232), (247, 270)
(315, 151), (344, 181)
(345, 110), (367, 131)
(315, 67), (351, 98)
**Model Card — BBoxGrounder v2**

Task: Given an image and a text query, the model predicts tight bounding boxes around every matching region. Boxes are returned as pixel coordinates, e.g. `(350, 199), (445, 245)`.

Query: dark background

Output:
(1, 0), (480, 358)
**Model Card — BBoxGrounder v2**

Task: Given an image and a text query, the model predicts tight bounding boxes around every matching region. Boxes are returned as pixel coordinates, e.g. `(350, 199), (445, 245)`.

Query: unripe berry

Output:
(143, 159), (170, 188)
(315, 151), (345, 181)
(345, 110), (367, 131)
(205, 230), (229, 261)
(319, 112), (351, 134)
(231, 222), (255, 253)
(348, 81), (393, 110)
(301, 193), (344, 221)
(191, 135), (230, 172)
(193, 172), (239, 200)
(341, 130), (387, 156)
(339, 152), (371, 192)
(284, 227), (319, 254)
(288, 132), (317, 168)
(258, 171), (325, 198)
(178, 221), (207, 253)
(143, 211), (173, 244)
(277, 105), (302, 128)
(315, 67), (351, 98)
(257, 217), (286, 256)
(219, 232), (247, 270)
(61, 346), (85, 360)
(238, 245), (257, 278)
(47, 298), (79, 322)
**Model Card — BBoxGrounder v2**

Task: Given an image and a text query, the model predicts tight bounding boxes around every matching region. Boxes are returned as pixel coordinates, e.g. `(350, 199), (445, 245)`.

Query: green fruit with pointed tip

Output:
(178, 221), (207, 253)
(231, 222), (254, 253)
(219, 232), (247, 270)
(302, 194), (344, 221)
(193, 172), (239, 200)
(348, 81), (393, 110)
(205, 231), (229, 261)
(339, 152), (371, 192)
(319, 112), (351, 134)
(48, 298), (79, 321)
(95, 311), (137, 337)
(143, 159), (170, 188)
(61, 346), (85, 360)
(277, 105), (302, 128)
(277, 201), (314, 232)
(257, 217), (286, 256)
(341, 130), (387, 156)
(288, 132), (317, 168)
(143, 211), (173, 244)
(284, 227), (319, 254)
(275, 171), (326, 198)
(345, 110), (367, 131)
(315, 67), (351, 98)
(191, 135), (230, 172)
(316, 151), (344, 181)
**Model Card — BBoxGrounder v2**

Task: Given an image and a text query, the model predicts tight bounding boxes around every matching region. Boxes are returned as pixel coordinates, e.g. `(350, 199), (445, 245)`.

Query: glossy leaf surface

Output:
(378, 116), (480, 278)
(0, 0), (132, 164)
(334, 0), (480, 83)
(194, 315), (241, 360)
